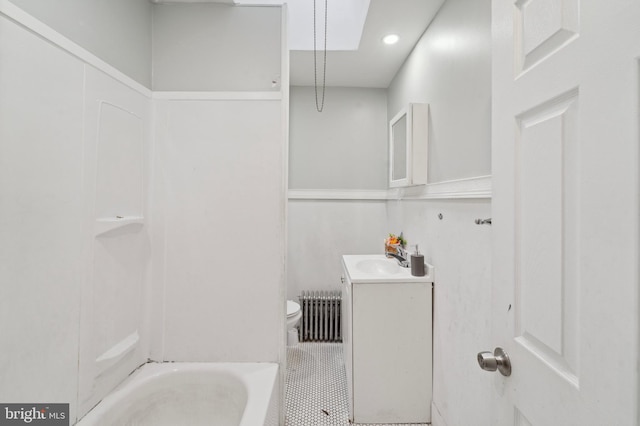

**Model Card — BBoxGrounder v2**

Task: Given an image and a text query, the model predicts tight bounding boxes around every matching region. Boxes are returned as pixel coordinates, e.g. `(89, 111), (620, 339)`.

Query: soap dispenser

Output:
(410, 245), (426, 277)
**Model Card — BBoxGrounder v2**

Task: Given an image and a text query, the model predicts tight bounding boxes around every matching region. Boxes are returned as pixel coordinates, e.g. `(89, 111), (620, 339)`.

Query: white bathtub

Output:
(76, 362), (279, 426)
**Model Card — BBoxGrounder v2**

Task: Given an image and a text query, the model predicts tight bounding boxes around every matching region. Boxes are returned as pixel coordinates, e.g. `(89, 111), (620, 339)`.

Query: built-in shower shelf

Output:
(95, 331), (139, 377)
(95, 216), (144, 237)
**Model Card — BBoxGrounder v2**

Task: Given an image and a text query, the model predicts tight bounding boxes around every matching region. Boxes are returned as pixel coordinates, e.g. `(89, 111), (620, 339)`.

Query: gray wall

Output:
(289, 86), (388, 189)
(152, 4), (282, 91)
(7, 1), (284, 92)
(388, 0), (491, 183)
(9, 0), (152, 87)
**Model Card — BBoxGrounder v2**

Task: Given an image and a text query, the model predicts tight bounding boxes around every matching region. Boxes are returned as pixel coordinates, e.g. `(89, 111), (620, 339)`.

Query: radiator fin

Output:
(299, 290), (342, 342)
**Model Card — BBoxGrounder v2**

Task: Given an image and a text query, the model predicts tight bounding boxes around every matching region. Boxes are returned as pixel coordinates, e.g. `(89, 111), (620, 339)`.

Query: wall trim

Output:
(288, 176), (492, 201)
(152, 91), (282, 101)
(288, 189), (389, 200)
(0, 0), (152, 98)
(390, 175), (492, 200)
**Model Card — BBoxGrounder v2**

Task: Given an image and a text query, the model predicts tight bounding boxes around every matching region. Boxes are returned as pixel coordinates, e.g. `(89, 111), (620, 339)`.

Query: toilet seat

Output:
(287, 300), (300, 318)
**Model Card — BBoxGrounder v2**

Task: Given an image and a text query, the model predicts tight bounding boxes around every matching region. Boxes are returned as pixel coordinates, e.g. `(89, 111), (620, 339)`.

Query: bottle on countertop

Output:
(410, 244), (426, 277)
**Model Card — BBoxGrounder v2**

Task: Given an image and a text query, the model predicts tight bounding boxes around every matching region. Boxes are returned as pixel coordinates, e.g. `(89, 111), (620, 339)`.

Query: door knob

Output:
(477, 347), (511, 376)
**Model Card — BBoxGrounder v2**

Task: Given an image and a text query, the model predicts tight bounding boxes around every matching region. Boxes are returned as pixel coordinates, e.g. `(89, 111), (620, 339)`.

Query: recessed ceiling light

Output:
(382, 34), (399, 45)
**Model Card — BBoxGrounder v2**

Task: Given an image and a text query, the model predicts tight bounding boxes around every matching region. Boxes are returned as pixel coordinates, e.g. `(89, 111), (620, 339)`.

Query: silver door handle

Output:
(477, 347), (511, 376)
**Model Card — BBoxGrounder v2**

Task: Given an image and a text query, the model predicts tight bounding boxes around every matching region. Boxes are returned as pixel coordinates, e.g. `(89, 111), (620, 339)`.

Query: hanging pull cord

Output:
(314, 0), (327, 112)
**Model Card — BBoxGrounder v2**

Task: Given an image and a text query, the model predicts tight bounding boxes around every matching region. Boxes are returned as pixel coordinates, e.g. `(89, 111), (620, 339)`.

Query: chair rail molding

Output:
(390, 175), (492, 200)
(288, 176), (492, 201)
(288, 189), (389, 201)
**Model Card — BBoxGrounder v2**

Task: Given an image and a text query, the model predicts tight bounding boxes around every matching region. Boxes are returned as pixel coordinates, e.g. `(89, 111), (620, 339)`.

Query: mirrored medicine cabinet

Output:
(389, 103), (429, 188)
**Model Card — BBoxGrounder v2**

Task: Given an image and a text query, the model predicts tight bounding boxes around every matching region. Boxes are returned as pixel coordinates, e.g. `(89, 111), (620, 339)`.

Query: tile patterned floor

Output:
(285, 342), (429, 426)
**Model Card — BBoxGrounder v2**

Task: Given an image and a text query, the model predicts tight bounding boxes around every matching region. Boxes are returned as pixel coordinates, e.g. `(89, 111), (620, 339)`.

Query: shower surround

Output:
(0, 1), (287, 423)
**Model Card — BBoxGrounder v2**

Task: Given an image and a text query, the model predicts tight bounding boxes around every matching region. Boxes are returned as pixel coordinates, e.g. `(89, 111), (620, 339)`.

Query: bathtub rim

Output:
(76, 361), (279, 426)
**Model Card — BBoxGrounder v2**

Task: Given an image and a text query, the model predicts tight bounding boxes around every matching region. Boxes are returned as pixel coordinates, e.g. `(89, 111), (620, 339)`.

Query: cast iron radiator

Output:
(299, 290), (342, 342)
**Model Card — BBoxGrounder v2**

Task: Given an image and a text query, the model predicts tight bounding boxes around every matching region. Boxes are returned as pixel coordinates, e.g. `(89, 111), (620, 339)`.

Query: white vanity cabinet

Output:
(341, 255), (434, 424)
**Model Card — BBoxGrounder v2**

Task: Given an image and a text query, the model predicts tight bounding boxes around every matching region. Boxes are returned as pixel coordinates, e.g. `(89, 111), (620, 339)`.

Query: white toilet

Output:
(286, 300), (302, 346)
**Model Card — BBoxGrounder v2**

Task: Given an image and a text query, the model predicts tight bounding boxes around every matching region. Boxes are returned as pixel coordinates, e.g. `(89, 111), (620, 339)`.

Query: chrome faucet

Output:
(385, 246), (410, 268)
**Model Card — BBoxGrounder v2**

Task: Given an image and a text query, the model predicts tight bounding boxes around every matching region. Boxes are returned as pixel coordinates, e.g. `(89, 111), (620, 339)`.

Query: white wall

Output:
(388, 0), (491, 184)
(0, 8), (152, 422)
(287, 199), (387, 299)
(386, 200), (492, 426)
(289, 87), (388, 189)
(385, 1), (493, 425)
(8, 0), (152, 87)
(152, 4), (282, 91)
(153, 98), (284, 362)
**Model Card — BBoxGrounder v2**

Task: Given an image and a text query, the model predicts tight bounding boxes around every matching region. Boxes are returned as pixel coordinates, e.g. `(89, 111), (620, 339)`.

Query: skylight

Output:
(235, 0), (370, 51)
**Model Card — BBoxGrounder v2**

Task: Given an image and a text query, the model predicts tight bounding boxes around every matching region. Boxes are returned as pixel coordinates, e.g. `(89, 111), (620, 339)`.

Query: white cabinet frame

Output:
(389, 103), (429, 188)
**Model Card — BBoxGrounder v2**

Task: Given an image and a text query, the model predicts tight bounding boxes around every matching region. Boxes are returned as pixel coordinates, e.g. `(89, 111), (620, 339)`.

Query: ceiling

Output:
(150, 0), (445, 88)
(289, 0), (444, 88)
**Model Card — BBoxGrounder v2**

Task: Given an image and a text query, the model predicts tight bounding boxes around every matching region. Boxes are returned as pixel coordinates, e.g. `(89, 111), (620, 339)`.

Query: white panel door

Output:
(491, 1), (639, 425)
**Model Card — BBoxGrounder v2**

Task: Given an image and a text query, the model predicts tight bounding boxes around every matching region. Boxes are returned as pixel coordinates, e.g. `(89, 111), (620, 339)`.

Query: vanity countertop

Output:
(342, 254), (434, 284)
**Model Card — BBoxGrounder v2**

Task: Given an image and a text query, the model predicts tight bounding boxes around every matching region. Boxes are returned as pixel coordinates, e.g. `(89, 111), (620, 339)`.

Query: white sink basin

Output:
(355, 258), (400, 275)
(342, 254), (434, 284)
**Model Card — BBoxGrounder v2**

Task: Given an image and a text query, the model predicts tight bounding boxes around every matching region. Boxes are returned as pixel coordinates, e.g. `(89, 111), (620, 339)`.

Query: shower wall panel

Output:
(154, 98), (284, 363)
(77, 67), (152, 418)
(0, 12), (85, 422)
